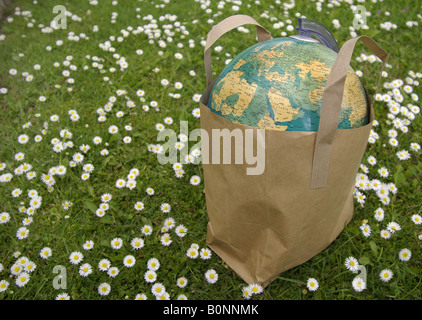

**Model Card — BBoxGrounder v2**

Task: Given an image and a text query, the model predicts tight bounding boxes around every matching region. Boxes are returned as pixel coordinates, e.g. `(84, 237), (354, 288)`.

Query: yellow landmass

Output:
(220, 103), (233, 115)
(271, 41), (293, 51)
(309, 86), (325, 103)
(212, 70), (258, 117)
(234, 59), (247, 70)
(342, 69), (367, 126)
(255, 41), (292, 76)
(268, 87), (299, 122)
(296, 60), (331, 82)
(265, 71), (294, 83)
(253, 44), (265, 52)
(257, 113), (288, 131)
(306, 69), (367, 126)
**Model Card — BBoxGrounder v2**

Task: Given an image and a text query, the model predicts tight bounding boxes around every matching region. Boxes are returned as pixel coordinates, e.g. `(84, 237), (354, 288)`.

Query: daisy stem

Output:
(375, 246), (384, 263)
(399, 277), (422, 300)
(277, 277), (306, 285)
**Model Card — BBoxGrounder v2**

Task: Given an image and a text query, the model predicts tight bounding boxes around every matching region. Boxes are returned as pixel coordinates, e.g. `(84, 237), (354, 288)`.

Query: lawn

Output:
(0, 0), (421, 300)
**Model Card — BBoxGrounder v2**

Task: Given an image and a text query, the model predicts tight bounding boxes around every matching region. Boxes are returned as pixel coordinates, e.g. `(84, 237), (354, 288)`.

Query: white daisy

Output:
(134, 293), (148, 300)
(151, 283), (166, 297)
(374, 208), (384, 221)
(96, 209), (105, 217)
(144, 270), (157, 283)
(17, 134), (29, 144)
(377, 167), (389, 178)
(242, 286), (253, 300)
(98, 259), (111, 271)
(163, 217), (176, 230)
(108, 125), (118, 134)
(15, 272), (30, 287)
(379, 269), (393, 282)
(380, 229), (391, 239)
(83, 240), (94, 250)
(307, 278), (319, 291)
(160, 233), (172, 246)
(81, 173), (90, 181)
(367, 156), (377, 166)
(249, 283), (264, 295)
(156, 292), (170, 300)
(345, 256), (359, 272)
(398, 248), (411, 262)
(411, 214), (422, 225)
(189, 175), (201, 185)
(79, 263), (93, 277)
(56, 292), (70, 300)
(10, 263), (23, 276)
(0, 212), (10, 224)
(360, 224), (371, 237)
(175, 224), (187, 237)
(387, 221), (401, 233)
(175, 169), (185, 178)
(131, 237), (144, 250)
(115, 179), (126, 188)
(98, 283), (111, 296)
(101, 193), (112, 203)
(0, 280), (9, 293)
(99, 203), (109, 211)
(125, 179), (136, 189)
(23, 261), (36, 273)
(177, 277), (188, 288)
(134, 201), (144, 211)
(16, 256), (29, 266)
(39, 247), (52, 259)
(141, 225), (153, 236)
(186, 247), (199, 259)
(107, 267), (119, 277)
(11, 188), (22, 197)
(205, 269), (218, 284)
(69, 251), (83, 265)
(199, 248), (212, 260)
(147, 258), (160, 271)
(16, 227), (29, 240)
(123, 255), (136, 267)
(111, 237), (123, 249)
(29, 197), (42, 209)
(172, 162), (183, 171)
(352, 277), (366, 292)
(160, 203), (171, 213)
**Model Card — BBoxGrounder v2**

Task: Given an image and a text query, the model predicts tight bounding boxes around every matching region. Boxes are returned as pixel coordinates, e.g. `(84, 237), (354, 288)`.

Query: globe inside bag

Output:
(200, 15), (388, 287)
(207, 37), (369, 132)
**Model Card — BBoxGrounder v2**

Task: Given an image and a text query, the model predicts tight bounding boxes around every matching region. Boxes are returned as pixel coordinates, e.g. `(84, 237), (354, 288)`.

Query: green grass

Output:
(0, 0), (421, 300)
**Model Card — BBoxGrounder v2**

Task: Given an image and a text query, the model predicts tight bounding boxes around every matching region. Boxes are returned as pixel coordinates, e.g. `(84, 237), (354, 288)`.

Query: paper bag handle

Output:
(204, 14), (272, 88)
(311, 35), (388, 189)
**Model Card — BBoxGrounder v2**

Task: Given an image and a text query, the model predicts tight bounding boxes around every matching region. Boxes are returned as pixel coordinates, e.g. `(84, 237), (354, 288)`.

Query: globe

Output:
(207, 37), (368, 131)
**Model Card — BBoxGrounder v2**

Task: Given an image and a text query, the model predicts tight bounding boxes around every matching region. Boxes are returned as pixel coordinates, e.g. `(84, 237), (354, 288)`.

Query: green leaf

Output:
(359, 256), (371, 266)
(394, 164), (406, 187)
(369, 241), (378, 255)
(141, 217), (152, 225)
(84, 201), (97, 213)
(109, 133), (121, 144)
(99, 215), (114, 224)
(87, 185), (95, 197)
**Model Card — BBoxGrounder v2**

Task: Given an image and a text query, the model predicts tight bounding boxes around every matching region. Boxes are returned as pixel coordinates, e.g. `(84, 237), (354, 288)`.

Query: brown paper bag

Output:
(200, 15), (388, 287)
